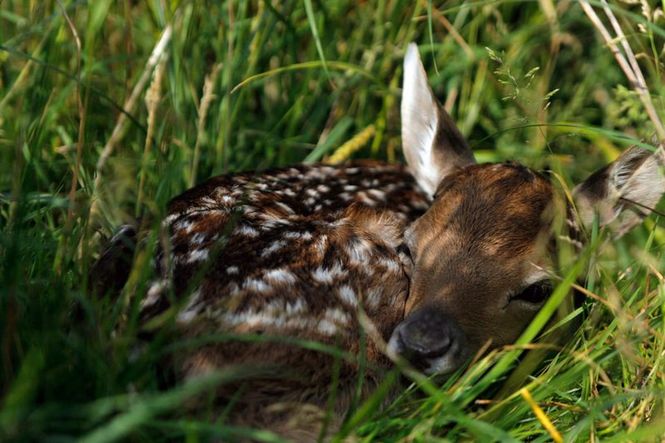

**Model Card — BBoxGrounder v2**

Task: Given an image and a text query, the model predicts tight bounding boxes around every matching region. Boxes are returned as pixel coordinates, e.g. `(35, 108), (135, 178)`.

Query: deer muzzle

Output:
(387, 307), (467, 375)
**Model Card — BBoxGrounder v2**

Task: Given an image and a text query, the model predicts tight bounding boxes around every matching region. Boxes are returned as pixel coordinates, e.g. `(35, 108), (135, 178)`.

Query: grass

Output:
(2, 0), (665, 441)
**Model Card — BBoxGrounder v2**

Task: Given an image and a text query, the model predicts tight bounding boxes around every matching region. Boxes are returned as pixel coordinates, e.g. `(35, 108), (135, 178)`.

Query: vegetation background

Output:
(2, 0), (665, 441)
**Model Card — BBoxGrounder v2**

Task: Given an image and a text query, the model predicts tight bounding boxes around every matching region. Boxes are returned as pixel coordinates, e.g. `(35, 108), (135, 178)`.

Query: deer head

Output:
(387, 44), (665, 375)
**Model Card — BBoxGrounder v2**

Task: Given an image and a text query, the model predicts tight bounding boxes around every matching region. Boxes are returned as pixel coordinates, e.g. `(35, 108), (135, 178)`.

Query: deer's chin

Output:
(386, 328), (467, 376)
(423, 349), (465, 376)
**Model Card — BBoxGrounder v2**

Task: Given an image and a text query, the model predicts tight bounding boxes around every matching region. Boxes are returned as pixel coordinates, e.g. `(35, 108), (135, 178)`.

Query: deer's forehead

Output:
(415, 163), (554, 260)
(435, 163), (553, 221)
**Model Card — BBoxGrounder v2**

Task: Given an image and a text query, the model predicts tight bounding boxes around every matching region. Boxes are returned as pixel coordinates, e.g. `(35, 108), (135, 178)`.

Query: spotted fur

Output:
(134, 161), (431, 438)
(143, 162), (427, 327)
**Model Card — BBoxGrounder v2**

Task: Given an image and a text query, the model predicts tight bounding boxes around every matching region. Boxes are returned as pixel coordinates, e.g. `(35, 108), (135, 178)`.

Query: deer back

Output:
(141, 162), (430, 382)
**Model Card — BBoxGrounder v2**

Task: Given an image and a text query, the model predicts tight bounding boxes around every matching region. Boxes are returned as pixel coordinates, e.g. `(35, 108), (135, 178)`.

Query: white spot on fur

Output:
(244, 278), (272, 293)
(191, 233), (206, 245)
(414, 199), (429, 210)
(226, 266), (239, 275)
(312, 262), (346, 284)
(260, 240), (287, 257)
(379, 257), (401, 273)
(337, 285), (358, 307)
(260, 219), (292, 230)
(329, 263), (347, 279)
(285, 299), (306, 315)
(264, 268), (297, 285)
(198, 196), (217, 206)
(142, 280), (168, 308)
(317, 319), (338, 335)
(175, 219), (194, 233)
(176, 289), (203, 324)
(283, 231), (314, 241)
(236, 224), (259, 238)
(366, 287), (383, 309)
(222, 311), (277, 329)
(325, 307), (350, 324)
(347, 239), (371, 264)
(274, 201), (295, 214)
(312, 266), (334, 284)
(313, 235), (328, 255)
(310, 308), (351, 336)
(164, 213), (179, 225)
(187, 249), (209, 263)
(356, 191), (376, 206)
(367, 189), (386, 200)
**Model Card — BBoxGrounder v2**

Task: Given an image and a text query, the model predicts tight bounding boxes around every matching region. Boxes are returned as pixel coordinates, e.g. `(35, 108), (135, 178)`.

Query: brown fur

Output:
(405, 164), (555, 353)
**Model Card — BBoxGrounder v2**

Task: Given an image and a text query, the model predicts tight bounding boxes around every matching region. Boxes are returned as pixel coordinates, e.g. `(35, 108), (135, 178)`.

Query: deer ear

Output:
(573, 147), (665, 236)
(401, 43), (475, 197)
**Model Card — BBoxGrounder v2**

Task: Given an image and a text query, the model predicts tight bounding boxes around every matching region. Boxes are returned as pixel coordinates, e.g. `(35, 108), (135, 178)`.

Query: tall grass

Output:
(1, 0), (665, 441)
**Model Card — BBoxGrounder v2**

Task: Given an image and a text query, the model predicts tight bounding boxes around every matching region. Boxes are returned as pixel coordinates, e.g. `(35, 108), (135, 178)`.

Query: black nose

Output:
(397, 308), (462, 368)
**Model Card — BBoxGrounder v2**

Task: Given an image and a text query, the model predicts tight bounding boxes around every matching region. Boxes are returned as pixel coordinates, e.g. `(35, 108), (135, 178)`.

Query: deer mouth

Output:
(386, 307), (468, 375)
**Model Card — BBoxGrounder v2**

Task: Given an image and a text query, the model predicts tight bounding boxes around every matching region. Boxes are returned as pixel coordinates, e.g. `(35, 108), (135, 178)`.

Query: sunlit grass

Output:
(1, 0), (665, 441)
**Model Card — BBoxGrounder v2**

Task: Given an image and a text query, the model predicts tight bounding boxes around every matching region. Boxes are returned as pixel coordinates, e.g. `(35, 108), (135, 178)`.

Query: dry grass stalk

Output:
(0, 34), (48, 113)
(136, 57), (167, 215)
(429, 7), (474, 59)
(57, 0), (84, 231)
(579, 0), (665, 141)
(520, 387), (564, 443)
(326, 124), (376, 164)
(90, 24), (172, 222)
(190, 62), (223, 187)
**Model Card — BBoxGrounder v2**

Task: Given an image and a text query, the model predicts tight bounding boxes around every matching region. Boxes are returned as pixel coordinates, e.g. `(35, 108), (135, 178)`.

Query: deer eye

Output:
(510, 281), (553, 306)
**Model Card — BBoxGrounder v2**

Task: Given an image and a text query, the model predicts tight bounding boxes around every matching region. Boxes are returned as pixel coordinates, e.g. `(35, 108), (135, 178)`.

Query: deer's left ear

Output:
(401, 43), (476, 197)
(573, 147), (665, 236)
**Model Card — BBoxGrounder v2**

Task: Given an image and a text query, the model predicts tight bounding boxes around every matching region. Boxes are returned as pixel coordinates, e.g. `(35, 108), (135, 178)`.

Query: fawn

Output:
(94, 44), (665, 439)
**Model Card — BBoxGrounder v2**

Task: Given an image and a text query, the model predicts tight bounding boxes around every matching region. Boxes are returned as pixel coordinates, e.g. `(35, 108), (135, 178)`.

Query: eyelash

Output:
(511, 281), (553, 304)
